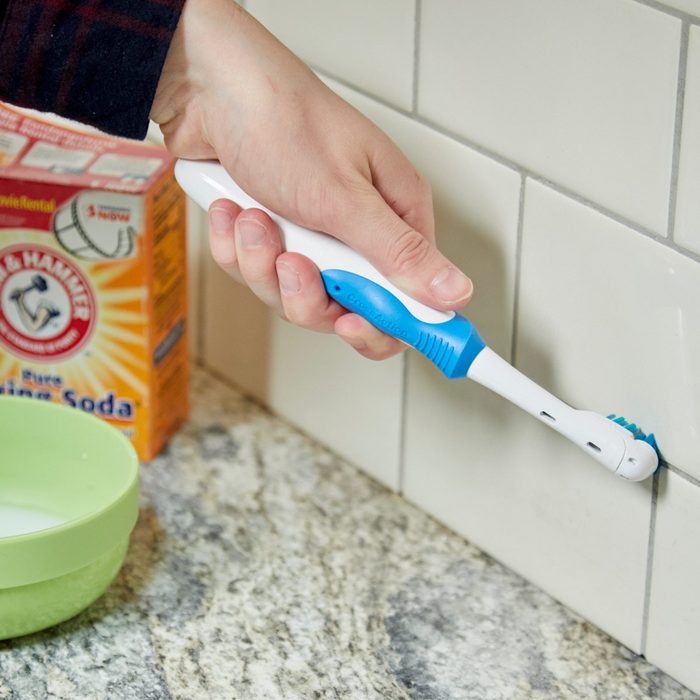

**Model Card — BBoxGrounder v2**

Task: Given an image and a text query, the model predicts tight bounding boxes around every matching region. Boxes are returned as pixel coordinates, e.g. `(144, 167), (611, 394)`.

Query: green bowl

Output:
(0, 397), (139, 640)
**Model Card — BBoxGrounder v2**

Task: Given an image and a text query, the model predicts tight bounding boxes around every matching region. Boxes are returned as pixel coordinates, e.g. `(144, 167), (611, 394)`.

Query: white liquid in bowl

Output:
(0, 505), (63, 538)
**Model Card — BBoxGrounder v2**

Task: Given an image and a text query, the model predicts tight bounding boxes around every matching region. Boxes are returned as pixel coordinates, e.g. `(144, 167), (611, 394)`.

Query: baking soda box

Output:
(0, 104), (188, 461)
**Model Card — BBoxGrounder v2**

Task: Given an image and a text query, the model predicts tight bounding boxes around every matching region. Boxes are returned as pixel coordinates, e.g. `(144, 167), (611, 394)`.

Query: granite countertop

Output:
(0, 368), (696, 700)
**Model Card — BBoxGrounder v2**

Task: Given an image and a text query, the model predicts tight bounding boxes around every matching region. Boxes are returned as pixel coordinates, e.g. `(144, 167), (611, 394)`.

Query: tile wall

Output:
(188, 0), (700, 692)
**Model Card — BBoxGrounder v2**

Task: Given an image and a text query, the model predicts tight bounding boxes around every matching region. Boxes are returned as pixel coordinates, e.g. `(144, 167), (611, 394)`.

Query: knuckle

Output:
(387, 227), (432, 275)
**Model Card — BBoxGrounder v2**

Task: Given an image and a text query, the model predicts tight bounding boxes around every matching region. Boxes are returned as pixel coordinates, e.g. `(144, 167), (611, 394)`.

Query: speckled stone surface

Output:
(0, 368), (696, 700)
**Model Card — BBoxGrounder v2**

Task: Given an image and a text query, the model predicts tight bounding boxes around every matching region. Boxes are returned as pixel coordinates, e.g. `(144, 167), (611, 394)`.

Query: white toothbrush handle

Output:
(175, 159), (452, 326)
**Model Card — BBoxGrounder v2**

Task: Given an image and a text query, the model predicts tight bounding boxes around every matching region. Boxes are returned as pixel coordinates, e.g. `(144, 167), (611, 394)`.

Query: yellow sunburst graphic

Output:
(0, 228), (149, 402)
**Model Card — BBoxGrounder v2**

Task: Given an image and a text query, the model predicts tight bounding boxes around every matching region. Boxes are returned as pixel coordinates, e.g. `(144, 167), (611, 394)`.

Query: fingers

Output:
(274, 253), (346, 332)
(208, 200), (409, 359)
(233, 209), (285, 315)
(325, 182), (473, 313)
(208, 198), (243, 282)
(276, 254), (404, 357)
(334, 313), (405, 360)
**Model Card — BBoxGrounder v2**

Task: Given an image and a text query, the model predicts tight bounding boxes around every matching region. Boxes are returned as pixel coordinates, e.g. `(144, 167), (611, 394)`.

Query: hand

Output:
(152, 0), (473, 359)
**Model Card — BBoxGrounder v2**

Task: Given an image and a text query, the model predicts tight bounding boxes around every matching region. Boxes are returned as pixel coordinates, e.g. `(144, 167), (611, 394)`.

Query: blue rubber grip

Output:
(321, 269), (485, 379)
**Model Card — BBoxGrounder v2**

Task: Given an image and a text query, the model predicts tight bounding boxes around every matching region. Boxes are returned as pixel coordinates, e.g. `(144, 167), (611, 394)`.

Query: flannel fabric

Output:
(0, 0), (186, 139)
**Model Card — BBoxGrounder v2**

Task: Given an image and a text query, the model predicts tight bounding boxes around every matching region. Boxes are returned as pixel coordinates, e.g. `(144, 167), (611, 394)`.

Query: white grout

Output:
(196, 210), (208, 365)
(667, 463), (700, 488)
(640, 467), (661, 656)
(667, 22), (691, 240)
(510, 175), (526, 368)
(632, 0), (700, 25)
(397, 353), (411, 496)
(411, 0), (422, 115)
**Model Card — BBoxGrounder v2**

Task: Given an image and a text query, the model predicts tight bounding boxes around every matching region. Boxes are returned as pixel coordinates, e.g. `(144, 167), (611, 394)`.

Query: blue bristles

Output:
(607, 414), (659, 456)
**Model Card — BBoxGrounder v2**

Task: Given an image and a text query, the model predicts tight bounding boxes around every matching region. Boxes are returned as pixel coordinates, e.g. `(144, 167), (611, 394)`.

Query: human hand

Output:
(152, 0), (473, 359)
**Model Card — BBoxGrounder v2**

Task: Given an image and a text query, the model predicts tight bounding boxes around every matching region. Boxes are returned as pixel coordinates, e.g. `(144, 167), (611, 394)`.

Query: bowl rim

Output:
(0, 396), (140, 589)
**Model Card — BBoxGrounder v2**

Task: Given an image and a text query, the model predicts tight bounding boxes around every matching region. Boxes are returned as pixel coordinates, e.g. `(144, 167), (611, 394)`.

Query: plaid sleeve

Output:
(0, 0), (185, 139)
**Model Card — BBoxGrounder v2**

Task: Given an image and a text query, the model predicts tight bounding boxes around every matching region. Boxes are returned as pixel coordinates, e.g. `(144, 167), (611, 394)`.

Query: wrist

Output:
(151, 0), (247, 130)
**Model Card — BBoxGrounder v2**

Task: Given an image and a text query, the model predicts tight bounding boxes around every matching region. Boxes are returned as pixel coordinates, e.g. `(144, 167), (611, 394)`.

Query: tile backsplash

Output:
(194, 0), (700, 693)
(418, 0), (680, 236)
(245, 0), (416, 111)
(676, 25), (700, 255)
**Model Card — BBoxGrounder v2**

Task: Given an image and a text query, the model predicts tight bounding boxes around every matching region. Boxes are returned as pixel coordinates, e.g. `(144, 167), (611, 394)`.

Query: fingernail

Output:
(276, 261), (301, 295)
(430, 267), (473, 305)
(210, 208), (233, 237)
(237, 218), (266, 248)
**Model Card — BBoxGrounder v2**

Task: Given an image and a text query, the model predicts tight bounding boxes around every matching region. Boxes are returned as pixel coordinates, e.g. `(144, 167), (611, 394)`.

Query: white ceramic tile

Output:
(184, 202), (205, 360)
(246, 0), (415, 110)
(518, 181), (700, 479)
(646, 470), (700, 695)
(418, 0), (680, 235)
(266, 321), (404, 489)
(202, 253), (273, 400)
(661, 0), (700, 18)
(145, 120), (165, 146)
(675, 26), (700, 255)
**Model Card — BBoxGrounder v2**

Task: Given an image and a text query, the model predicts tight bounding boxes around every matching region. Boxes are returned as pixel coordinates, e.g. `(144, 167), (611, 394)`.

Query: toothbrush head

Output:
(607, 414), (659, 452)
(607, 414), (660, 480)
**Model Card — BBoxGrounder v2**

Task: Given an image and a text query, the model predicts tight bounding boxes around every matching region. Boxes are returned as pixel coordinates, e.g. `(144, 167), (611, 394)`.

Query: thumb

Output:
(329, 185), (473, 311)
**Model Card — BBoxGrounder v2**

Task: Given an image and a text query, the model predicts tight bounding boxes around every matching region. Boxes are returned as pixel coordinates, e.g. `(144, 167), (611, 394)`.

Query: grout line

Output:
(411, 0), (422, 114)
(631, 0), (700, 25)
(196, 210), (207, 364)
(199, 363), (256, 405)
(397, 352), (410, 495)
(510, 175), (526, 367)
(313, 67), (700, 267)
(640, 467), (661, 656)
(667, 462), (700, 488)
(667, 22), (690, 240)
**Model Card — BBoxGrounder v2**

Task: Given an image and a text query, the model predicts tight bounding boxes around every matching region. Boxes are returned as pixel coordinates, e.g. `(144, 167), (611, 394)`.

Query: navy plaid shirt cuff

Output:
(0, 0), (186, 139)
